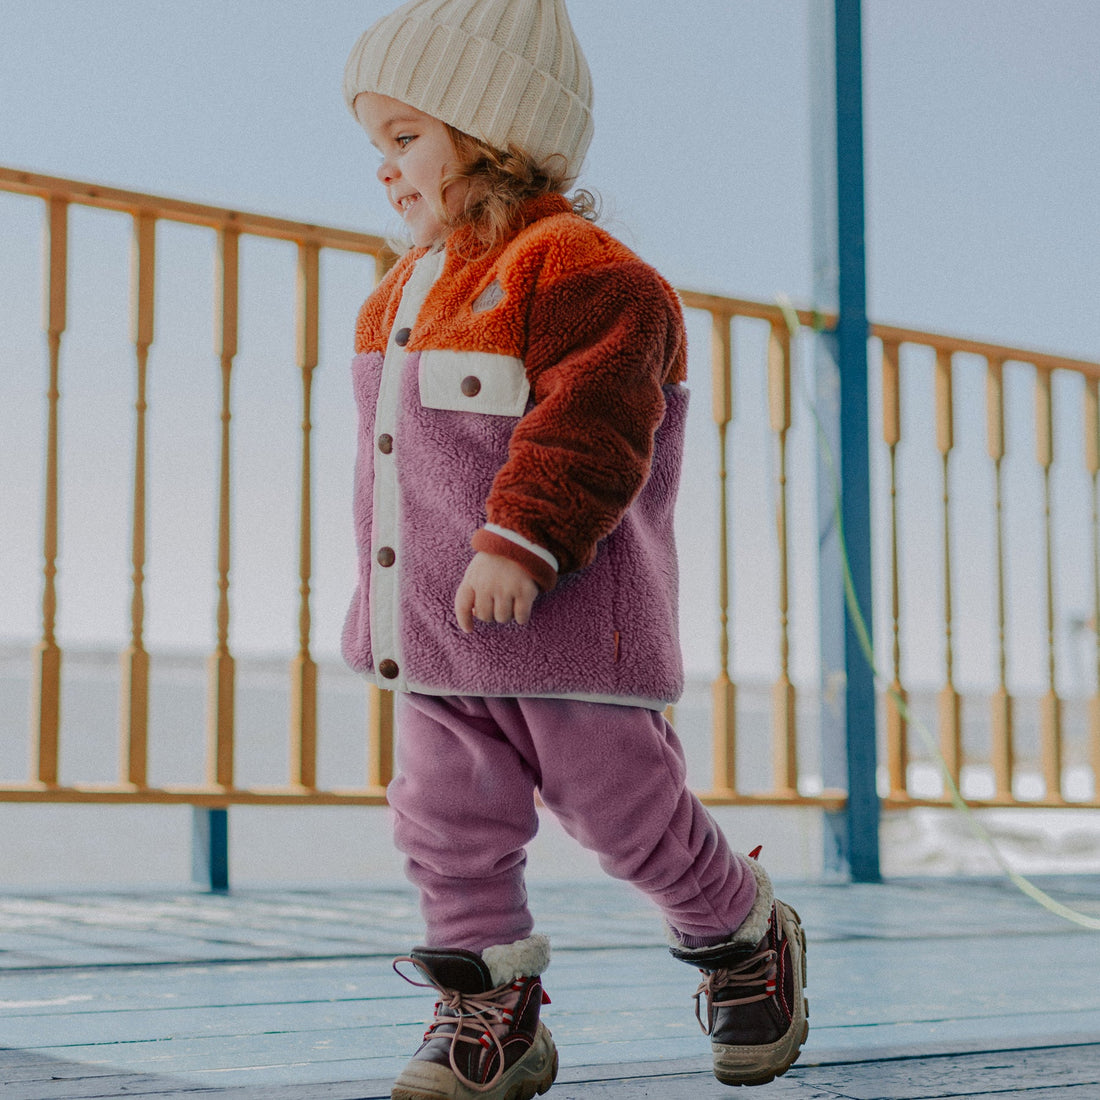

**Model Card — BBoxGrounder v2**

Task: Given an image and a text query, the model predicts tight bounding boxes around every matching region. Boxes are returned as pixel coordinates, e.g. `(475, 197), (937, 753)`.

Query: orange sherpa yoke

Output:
(343, 194), (690, 708)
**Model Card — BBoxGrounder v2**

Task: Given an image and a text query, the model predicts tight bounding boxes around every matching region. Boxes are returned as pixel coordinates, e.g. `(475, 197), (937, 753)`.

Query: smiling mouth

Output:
(395, 194), (419, 214)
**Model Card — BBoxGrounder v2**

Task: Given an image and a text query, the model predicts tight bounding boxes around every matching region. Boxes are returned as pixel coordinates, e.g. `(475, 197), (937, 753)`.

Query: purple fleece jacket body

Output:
(341, 200), (688, 709)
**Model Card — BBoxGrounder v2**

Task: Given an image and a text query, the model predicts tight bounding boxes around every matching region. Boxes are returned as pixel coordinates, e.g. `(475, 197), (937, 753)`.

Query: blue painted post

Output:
(812, 0), (881, 881)
(835, 0), (880, 882)
(192, 807), (229, 892)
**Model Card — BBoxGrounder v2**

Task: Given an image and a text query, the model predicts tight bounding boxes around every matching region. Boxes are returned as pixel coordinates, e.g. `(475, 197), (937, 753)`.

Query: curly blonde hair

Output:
(439, 127), (599, 257)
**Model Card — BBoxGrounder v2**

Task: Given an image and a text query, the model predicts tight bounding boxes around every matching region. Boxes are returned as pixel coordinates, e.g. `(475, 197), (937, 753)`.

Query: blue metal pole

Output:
(834, 0), (881, 882)
(192, 807), (230, 892)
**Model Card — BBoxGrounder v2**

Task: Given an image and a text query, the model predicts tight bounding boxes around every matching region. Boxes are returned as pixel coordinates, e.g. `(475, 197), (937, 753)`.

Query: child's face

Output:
(354, 92), (467, 248)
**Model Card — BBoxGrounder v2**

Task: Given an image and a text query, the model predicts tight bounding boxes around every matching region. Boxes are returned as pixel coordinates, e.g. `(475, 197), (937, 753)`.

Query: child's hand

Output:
(455, 551), (539, 634)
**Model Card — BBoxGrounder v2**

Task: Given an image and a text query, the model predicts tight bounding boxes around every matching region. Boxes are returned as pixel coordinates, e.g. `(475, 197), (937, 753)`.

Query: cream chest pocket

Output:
(418, 350), (530, 417)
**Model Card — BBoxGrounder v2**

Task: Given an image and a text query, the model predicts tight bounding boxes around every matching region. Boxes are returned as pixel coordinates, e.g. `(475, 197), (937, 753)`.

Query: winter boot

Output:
(669, 851), (808, 1086)
(391, 934), (557, 1100)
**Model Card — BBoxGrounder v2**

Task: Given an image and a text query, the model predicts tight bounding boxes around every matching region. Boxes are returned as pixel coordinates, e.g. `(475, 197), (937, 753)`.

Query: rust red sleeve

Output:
(482, 259), (687, 575)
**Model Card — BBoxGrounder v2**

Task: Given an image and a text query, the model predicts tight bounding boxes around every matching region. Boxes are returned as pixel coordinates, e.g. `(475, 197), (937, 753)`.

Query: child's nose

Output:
(377, 159), (396, 184)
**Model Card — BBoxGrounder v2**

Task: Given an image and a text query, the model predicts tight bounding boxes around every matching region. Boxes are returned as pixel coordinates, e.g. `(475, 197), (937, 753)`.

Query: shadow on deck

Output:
(1, 876), (1099, 1098)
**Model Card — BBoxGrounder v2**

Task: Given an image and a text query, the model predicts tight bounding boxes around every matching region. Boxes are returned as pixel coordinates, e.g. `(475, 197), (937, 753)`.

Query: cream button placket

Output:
(366, 247), (447, 699)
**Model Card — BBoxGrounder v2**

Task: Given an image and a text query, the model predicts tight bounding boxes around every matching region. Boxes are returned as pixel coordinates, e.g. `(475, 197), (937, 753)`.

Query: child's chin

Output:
(406, 218), (446, 249)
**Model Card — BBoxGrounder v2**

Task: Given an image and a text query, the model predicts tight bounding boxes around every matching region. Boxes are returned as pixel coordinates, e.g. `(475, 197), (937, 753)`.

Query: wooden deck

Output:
(2, 875), (1100, 1098)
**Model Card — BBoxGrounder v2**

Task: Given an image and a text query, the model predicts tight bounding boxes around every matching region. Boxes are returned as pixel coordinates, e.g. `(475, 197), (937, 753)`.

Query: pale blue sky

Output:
(3, 1), (1097, 349)
(1, 1), (1097, 684)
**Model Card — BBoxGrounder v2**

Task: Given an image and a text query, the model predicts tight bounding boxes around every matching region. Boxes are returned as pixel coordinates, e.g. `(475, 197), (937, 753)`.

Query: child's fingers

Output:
(475, 588), (497, 625)
(454, 583), (476, 633)
(513, 591), (535, 625)
(454, 553), (539, 632)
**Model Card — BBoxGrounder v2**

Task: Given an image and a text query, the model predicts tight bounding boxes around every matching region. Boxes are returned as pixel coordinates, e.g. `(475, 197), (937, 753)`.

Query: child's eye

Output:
(395, 134), (415, 149)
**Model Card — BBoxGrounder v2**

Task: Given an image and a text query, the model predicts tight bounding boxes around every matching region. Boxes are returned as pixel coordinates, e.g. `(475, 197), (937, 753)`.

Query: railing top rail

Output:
(0, 166), (388, 256)
(676, 288), (831, 330)
(676, 290), (1097, 380)
(871, 321), (1100, 380)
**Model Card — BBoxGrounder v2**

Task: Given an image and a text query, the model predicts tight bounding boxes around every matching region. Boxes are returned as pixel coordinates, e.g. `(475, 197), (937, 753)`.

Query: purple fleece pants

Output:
(388, 692), (757, 953)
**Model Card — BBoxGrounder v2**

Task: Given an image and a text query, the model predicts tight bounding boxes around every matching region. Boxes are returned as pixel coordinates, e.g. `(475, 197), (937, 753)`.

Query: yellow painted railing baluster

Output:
(1086, 376), (1100, 790)
(711, 310), (737, 795)
(368, 686), (395, 790)
(120, 213), (155, 787)
(206, 228), (238, 791)
(1035, 367), (1063, 800)
(935, 349), (962, 788)
(291, 242), (319, 789)
(768, 320), (797, 795)
(881, 340), (908, 797)
(31, 198), (67, 787)
(986, 356), (1014, 800)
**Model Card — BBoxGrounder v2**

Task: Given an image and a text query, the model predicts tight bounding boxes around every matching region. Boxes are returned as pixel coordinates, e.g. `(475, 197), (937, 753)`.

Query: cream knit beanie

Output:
(343, 0), (594, 181)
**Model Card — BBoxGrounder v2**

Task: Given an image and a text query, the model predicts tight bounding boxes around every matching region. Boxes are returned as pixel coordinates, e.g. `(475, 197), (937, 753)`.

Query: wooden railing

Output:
(2, 167), (394, 809)
(2, 167), (1098, 835)
(868, 324), (1100, 809)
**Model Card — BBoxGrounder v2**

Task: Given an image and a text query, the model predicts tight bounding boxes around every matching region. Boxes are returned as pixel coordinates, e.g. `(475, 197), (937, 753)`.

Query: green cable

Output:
(776, 296), (1100, 931)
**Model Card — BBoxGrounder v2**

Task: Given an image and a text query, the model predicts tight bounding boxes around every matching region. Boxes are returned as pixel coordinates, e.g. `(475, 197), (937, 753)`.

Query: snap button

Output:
(378, 433), (393, 454)
(395, 327), (411, 347)
(461, 375), (482, 397)
(378, 659), (400, 680)
(376, 547), (395, 568)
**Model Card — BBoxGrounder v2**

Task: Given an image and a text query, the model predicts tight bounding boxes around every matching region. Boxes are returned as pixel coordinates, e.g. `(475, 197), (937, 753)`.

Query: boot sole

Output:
(712, 900), (809, 1087)
(391, 1021), (558, 1100)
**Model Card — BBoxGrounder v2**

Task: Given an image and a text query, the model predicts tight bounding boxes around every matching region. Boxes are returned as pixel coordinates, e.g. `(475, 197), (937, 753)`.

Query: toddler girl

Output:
(341, 2), (808, 1096)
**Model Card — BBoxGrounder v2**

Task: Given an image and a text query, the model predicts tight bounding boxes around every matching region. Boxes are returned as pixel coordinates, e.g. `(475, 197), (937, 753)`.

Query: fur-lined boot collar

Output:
(482, 933), (551, 986)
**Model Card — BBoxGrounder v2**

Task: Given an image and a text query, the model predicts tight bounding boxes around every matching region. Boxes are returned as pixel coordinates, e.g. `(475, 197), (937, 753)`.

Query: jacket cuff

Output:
(471, 528), (559, 592)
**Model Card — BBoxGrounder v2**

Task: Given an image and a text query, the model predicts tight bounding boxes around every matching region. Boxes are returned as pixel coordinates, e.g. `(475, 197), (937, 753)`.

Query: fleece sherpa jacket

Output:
(341, 194), (689, 709)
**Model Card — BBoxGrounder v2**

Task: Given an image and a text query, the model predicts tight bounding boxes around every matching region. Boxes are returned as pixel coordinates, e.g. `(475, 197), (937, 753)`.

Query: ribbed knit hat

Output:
(343, 0), (594, 180)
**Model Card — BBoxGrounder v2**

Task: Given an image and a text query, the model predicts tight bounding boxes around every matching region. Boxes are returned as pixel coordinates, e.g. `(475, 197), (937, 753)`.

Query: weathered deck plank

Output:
(2, 877), (1099, 1098)
(4, 1045), (1100, 1099)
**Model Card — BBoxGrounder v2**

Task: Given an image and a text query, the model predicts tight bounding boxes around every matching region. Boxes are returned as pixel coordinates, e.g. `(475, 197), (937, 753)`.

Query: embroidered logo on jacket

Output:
(471, 280), (505, 314)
